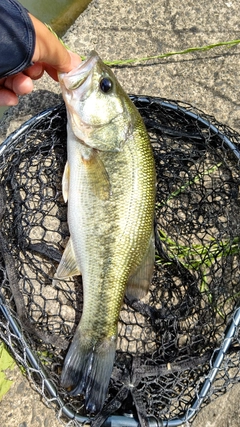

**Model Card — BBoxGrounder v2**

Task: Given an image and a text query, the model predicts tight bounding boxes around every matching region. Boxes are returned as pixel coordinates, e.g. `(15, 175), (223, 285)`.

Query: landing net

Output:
(0, 95), (239, 426)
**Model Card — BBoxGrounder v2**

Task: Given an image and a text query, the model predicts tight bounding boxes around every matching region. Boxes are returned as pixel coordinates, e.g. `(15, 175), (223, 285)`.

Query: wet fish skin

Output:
(56, 51), (156, 413)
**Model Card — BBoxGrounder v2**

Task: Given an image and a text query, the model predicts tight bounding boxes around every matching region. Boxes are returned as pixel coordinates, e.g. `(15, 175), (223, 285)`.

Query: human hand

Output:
(0, 13), (81, 106)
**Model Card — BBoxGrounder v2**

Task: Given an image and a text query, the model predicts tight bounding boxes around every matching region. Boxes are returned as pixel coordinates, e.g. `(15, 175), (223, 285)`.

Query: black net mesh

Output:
(0, 96), (239, 427)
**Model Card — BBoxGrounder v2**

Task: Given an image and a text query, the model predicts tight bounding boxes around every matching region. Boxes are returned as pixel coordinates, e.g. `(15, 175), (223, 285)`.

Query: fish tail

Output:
(61, 328), (117, 413)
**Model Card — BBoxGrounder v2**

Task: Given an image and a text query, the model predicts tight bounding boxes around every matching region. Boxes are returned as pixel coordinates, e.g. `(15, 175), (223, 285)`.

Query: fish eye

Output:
(99, 77), (113, 93)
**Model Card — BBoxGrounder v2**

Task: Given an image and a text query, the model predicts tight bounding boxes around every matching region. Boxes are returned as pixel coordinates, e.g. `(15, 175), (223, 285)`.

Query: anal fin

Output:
(54, 237), (81, 280)
(126, 233), (155, 300)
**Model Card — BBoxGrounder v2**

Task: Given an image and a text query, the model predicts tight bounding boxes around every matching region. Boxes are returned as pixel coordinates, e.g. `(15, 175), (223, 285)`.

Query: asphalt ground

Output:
(0, 0), (240, 426)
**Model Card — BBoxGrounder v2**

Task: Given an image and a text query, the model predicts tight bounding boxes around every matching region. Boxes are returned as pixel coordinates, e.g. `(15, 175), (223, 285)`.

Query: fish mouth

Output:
(59, 51), (99, 91)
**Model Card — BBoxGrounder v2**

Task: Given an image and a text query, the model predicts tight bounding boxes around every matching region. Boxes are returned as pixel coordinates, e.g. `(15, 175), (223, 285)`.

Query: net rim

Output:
(1, 96), (240, 161)
(0, 95), (239, 426)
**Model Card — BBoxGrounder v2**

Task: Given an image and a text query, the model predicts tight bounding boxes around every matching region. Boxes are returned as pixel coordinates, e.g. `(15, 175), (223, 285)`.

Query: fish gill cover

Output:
(0, 96), (239, 426)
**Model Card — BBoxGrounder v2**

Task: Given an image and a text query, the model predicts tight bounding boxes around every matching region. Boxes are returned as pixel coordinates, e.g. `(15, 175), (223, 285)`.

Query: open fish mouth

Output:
(59, 51), (127, 142)
(59, 51), (99, 91)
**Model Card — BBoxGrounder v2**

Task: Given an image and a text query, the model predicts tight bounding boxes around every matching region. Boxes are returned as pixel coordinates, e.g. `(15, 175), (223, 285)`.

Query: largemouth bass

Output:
(56, 51), (156, 413)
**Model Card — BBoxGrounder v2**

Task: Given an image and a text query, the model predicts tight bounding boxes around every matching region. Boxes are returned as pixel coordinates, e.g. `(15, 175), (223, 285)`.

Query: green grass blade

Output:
(104, 39), (240, 66)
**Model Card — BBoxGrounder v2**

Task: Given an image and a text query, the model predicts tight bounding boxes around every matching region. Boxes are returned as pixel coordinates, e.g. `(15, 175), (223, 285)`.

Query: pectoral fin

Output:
(62, 161), (70, 203)
(54, 238), (81, 279)
(126, 233), (155, 300)
(83, 150), (111, 201)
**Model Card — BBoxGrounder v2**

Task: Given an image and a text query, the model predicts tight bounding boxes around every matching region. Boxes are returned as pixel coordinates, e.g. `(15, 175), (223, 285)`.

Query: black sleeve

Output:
(0, 0), (36, 78)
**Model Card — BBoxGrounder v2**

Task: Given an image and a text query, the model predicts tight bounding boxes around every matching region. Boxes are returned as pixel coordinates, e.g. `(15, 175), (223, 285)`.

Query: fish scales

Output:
(56, 51), (156, 413)
(68, 125), (154, 336)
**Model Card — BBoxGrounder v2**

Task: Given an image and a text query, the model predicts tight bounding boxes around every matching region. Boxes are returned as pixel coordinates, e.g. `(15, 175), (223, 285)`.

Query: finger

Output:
(0, 88), (19, 106)
(36, 51), (82, 82)
(24, 62), (44, 80)
(41, 63), (58, 81)
(43, 51), (82, 82)
(5, 74), (34, 95)
(56, 50), (82, 74)
(29, 14), (81, 74)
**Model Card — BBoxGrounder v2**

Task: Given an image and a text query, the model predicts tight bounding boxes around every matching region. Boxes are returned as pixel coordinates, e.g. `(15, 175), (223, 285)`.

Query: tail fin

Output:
(61, 329), (117, 413)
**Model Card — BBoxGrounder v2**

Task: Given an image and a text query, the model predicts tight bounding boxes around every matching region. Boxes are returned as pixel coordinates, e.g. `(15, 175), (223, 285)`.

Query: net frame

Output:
(0, 95), (239, 427)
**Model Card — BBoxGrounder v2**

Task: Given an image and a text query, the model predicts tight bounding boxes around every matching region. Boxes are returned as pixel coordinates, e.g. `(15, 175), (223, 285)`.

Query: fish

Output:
(56, 51), (156, 413)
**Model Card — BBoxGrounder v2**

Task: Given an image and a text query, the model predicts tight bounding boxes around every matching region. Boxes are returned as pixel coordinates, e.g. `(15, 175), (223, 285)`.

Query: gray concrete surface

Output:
(0, 0), (240, 426)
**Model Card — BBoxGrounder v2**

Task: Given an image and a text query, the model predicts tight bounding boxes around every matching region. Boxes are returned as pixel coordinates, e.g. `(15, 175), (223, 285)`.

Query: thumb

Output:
(42, 50), (82, 81)
(66, 50), (82, 71)
(29, 14), (81, 74)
